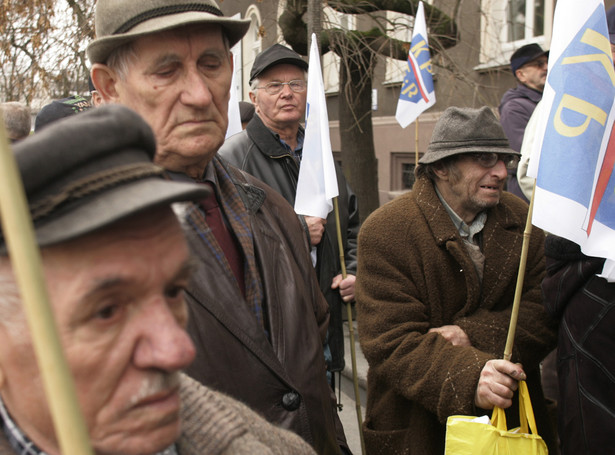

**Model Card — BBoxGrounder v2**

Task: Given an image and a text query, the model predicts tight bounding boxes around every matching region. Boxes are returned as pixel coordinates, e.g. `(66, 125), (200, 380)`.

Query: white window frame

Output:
(478, 0), (554, 70)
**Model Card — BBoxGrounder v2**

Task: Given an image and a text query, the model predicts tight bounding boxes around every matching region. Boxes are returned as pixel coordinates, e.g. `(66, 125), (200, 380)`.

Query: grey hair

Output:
(415, 156), (459, 183)
(1, 102), (31, 140)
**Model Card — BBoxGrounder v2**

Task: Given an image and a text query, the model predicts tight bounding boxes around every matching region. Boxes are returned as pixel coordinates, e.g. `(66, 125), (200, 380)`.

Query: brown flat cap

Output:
(2, 104), (209, 252)
(419, 106), (517, 164)
(87, 0), (250, 64)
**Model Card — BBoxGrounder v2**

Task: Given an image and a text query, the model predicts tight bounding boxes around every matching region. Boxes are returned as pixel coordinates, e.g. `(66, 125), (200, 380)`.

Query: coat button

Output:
(282, 391), (301, 411)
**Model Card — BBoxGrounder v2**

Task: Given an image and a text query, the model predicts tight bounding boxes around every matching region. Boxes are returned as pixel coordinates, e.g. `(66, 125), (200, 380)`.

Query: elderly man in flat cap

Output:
(87, 1), (349, 454)
(0, 105), (316, 455)
(355, 106), (558, 455)
(219, 43), (360, 390)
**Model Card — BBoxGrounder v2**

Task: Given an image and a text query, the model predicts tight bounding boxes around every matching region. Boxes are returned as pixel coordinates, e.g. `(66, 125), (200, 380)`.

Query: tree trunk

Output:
(339, 53), (380, 223)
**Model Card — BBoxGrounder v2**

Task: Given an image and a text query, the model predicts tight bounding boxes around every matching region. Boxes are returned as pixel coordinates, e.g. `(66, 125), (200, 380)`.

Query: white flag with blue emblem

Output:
(527, 0), (615, 280)
(395, 1), (436, 128)
(294, 34), (339, 220)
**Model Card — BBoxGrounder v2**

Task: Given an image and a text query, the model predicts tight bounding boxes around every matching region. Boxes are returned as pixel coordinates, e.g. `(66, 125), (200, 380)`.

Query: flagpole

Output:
(333, 197), (366, 455)
(0, 125), (94, 453)
(503, 182), (536, 361)
(415, 118), (420, 166)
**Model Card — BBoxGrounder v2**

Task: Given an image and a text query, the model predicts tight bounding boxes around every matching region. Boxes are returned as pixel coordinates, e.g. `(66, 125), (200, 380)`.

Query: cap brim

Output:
(419, 146), (519, 164)
(87, 12), (250, 64)
(33, 178), (209, 247)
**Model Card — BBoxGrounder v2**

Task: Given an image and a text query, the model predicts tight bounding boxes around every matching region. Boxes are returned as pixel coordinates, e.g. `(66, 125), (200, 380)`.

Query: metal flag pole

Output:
(0, 124), (94, 454)
(503, 182), (537, 360)
(333, 196), (366, 455)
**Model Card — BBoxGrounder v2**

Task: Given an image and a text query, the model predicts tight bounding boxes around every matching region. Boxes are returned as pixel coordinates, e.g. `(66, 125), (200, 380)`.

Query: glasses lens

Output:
(475, 153), (498, 168)
(289, 80), (306, 92)
(264, 82), (283, 95)
(504, 154), (520, 169)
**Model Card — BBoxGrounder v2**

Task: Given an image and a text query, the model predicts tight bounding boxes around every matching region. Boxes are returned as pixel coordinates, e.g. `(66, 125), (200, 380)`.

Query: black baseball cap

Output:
(249, 44), (308, 84)
(510, 43), (549, 74)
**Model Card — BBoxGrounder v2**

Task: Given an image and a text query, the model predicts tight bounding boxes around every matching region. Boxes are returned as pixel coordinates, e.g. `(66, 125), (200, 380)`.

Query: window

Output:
(478, 0), (554, 69)
(391, 153), (416, 191)
(322, 7), (355, 93)
(384, 11), (414, 84)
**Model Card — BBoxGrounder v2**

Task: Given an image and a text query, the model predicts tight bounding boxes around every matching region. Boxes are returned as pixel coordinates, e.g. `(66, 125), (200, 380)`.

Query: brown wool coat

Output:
(0, 375), (316, 455)
(355, 176), (558, 455)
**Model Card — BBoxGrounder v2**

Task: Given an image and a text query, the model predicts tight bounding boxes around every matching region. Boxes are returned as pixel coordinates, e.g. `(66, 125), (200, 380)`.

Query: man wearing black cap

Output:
(355, 107), (557, 454)
(499, 43), (549, 202)
(34, 95), (92, 132)
(87, 2), (349, 454)
(219, 44), (360, 388)
(0, 105), (317, 455)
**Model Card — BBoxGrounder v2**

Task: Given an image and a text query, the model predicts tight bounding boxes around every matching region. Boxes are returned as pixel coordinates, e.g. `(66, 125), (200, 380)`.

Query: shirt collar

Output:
(435, 186), (487, 244)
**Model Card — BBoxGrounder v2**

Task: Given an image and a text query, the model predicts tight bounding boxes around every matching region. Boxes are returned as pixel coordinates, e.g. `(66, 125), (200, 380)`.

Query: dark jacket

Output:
(177, 157), (347, 455)
(499, 83), (543, 202)
(219, 115), (360, 372)
(542, 235), (615, 455)
(355, 176), (558, 454)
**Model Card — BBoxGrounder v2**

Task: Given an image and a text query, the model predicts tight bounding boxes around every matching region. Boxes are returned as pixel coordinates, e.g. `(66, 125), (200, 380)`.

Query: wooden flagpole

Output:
(415, 118), (420, 166)
(503, 182), (537, 361)
(333, 196), (366, 455)
(0, 124), (94, 454)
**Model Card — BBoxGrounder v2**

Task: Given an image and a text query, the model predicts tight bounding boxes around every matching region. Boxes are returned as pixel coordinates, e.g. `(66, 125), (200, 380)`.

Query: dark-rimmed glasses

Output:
(255, 80), (306, 95)
(468, 152), (520, 170)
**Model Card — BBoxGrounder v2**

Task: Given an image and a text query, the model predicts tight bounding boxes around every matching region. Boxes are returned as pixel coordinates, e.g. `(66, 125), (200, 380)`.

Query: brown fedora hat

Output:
(419, 106), (517, 164)
(87, 0), (250, 64)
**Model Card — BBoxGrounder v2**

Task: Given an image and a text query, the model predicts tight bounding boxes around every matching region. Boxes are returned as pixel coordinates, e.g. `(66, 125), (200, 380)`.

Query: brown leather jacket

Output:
(177, 157), (347, 455)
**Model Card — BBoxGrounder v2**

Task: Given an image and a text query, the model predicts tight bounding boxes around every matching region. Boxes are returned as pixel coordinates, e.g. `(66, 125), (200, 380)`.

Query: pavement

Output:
(337, 320), (368, 455)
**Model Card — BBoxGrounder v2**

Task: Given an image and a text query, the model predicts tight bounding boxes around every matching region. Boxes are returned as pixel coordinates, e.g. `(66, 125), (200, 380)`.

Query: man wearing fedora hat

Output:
(87, 1), (349, 454)
(499, 43), (549, 203)
(0, 105), (317, 455)
(355, 107), (558, 454)
(219, 43), (360, 390)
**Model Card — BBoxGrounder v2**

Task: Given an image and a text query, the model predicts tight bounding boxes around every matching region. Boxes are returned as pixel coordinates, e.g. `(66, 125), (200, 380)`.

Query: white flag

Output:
(526, 0), (615, 280)
(294, 34), (339, 220)
(226, 51), (242, 139)
(395, 1), (436, 128)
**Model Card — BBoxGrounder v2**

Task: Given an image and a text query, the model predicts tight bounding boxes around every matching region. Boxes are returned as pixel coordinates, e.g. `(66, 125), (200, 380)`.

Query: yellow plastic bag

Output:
(444, 381), (548, 454)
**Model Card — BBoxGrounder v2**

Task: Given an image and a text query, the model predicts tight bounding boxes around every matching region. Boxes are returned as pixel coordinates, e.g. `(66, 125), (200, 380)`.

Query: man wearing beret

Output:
(0, 105), (316, 454)
(355, 107), (557, 454)
(87, 1), (349, 454)
(498, 43), (549, 203)
(219, 43), (360, 388)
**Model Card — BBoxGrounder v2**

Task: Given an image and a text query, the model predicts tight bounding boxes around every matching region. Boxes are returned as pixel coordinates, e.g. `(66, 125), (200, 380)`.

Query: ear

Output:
(249, 90), (257, 104)
(90, 64), (121, 104)
(514, 68), (525, 82)
(433, 162), (450, 181)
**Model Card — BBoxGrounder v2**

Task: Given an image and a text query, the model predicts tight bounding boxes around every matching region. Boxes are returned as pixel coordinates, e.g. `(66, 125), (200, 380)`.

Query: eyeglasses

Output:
(255, 80), (306, 95)
(468, 152), (520, 170)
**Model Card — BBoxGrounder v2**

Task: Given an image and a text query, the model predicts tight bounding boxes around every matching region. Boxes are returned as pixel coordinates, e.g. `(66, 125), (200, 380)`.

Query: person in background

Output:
(35, 94), (91, 131)
(219, 44), (360, 389)
(1, 101), (31, 142)
(87, 1), (349, 453)
(355, 106), (557, 455)
(239, 100), (254, 129)
(0, 104), (316, 455)
(499, 43), (548, 203)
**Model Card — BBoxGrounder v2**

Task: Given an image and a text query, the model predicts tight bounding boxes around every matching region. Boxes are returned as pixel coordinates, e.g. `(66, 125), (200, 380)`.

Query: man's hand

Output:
(428, 325), (471, 347)
(331, 274), (356, 303)
(474, 359), (526, 410)
(304, 216), (326, 246)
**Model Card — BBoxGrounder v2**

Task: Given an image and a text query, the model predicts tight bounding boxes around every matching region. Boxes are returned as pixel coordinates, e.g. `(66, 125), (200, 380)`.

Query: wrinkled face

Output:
(0, 207), (196, 455)
(516, 56), (548, 92)
(111, 25), (232, 177)
(250, 64), (307, 132)
(435, 154), (509, 224)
